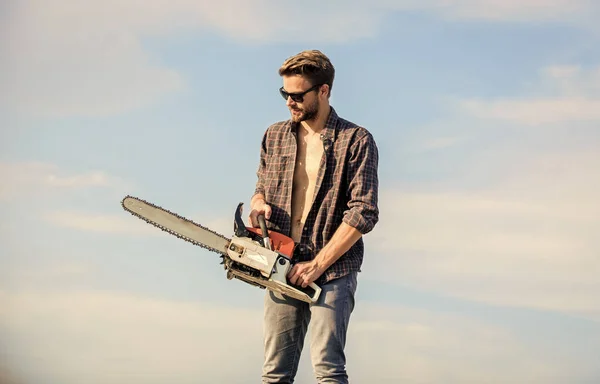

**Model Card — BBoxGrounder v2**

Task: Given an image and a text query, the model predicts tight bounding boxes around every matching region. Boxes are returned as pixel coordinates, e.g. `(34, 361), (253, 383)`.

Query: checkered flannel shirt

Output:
(253, 107), (379, 284)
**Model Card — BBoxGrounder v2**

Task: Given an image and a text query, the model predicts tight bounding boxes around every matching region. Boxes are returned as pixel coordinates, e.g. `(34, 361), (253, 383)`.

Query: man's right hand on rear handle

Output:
(249, 195), (271, 228)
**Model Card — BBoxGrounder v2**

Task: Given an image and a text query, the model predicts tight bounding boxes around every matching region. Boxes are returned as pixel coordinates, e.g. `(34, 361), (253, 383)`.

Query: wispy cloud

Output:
(41, 206), (235, 239)
(348, 303), (591, 383)
(369, 62), (600, 318)
(0, 290), (264, 384)
(405, 0), (595, 22)
(0, 263), (93, 293)
(0, 162), (128, 201)
(370, 185), (599, 319)
(0, 162), (124, 200)
(461, 98), (600, 124)
(1, 290), (593, 383)
(3, 1), (598, 117)
(459, 65), (600, 125)
(43, 211), (160, 235)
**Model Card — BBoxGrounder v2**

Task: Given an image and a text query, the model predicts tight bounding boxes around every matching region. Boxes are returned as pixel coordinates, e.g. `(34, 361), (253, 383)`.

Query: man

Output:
(248, 50), (379, 384)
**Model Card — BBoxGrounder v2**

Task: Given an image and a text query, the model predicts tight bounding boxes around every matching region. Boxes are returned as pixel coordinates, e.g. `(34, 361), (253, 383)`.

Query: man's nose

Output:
(285, 97), (295, 107)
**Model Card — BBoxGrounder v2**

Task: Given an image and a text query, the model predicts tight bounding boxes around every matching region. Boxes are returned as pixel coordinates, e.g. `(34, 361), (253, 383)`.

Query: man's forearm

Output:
(313, 222), (363, 272)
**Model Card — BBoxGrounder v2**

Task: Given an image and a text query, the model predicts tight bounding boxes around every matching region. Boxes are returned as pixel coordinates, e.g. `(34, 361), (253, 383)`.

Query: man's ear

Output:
(321, 84), (330, 99)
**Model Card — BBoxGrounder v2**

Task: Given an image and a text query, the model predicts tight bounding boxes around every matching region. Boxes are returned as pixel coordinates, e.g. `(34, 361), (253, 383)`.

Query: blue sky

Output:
(2, 1), (600, 383)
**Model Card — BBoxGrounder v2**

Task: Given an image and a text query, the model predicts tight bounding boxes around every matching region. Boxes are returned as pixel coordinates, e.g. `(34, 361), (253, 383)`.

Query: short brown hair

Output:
(279, 50), (335, 96)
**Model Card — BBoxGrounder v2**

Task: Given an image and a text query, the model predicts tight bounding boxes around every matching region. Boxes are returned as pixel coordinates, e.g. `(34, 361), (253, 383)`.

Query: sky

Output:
(1, 1), (600, 383)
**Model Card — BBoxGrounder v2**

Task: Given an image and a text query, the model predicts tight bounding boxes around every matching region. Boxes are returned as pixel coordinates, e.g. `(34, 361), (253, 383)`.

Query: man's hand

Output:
(287, 260), (324, 288)
(249, 195), (272, 228)
(287, 222), (363, 288)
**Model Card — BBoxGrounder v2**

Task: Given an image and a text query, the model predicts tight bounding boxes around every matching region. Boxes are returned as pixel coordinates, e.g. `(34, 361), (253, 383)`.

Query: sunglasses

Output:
(279, 83), (322, 103)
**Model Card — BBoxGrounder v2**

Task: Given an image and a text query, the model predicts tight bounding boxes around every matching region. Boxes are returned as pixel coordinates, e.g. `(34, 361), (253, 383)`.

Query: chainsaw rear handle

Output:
(257, 215), (321, 302)
(307, 282), (321, 302)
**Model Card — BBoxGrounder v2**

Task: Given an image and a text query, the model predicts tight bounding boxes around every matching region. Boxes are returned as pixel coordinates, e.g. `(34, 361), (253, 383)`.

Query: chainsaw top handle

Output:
(234, 201), (296, 257)
(233, 201), (268, 240)
(258, 214), (269, 237)
(257, 215), (274, 250)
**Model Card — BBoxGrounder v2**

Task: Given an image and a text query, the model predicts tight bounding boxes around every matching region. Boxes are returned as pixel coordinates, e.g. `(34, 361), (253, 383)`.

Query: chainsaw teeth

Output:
(120, 195), (230, 256)
(121, 195), (321, 303)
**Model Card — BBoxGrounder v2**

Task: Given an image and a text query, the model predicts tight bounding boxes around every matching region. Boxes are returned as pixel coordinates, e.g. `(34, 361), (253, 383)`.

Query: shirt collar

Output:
(289, 106), (339, 145)
(321, 106), (338, 145)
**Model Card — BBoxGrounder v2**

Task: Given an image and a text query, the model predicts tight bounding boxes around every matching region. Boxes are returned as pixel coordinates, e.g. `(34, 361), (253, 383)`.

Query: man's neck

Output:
(300, 104), (330, 136)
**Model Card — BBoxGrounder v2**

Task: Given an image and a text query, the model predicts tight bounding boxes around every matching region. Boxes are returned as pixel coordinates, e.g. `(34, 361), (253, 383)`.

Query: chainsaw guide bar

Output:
(121, 195), (321, 304)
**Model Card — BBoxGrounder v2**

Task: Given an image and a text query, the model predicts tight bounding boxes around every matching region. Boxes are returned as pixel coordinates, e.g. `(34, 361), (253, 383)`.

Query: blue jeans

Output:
(261, 271), (358, 383)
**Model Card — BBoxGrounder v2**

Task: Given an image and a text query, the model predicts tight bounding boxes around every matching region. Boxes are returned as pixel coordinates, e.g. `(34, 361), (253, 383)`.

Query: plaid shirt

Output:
(253, 107), (379, 284)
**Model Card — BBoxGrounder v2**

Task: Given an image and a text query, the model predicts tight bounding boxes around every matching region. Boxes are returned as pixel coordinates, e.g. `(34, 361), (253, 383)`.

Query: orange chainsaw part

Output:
(246, 227), (296, 258)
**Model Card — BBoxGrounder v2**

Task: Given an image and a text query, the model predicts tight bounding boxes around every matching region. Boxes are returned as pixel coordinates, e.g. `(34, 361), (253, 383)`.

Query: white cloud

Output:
(42, 206), (236, 238)
(1, 0), (373, 117)
(540, 65), (600, 96)
(366, 60), (600, 319)
(2, 1), (597, 117)
(461, 98), (600, 124)
(459, 65), (600, 125)
(44, 211), (161, 235)
(0, 263), (93, 293)
(2, 1), (184, 117)
(0, 290), (265, 384)
(347, 304), (584, 383)
(0, 290), (592, 384)
(404, 0), (594, 22)
(0, 161), (131, 201)
(368, 145), (600, 320)
(0, 162), (128, 201)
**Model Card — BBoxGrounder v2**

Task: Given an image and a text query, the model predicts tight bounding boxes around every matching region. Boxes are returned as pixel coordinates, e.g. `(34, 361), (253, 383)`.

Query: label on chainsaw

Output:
(246, 253), (269, 266)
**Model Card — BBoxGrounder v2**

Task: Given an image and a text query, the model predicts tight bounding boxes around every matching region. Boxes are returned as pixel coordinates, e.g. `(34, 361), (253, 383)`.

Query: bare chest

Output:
(294, 135), (324, 181)
(290, 132), (325, 241)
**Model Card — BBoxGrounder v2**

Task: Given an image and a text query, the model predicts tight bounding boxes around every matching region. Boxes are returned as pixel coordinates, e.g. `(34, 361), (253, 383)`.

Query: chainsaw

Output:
(121, 195), (321, 303)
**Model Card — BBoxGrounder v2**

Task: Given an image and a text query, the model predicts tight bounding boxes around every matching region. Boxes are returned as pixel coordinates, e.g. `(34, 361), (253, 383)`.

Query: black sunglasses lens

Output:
(280, 88), (288, 100)
(280, 84), (321, 102)
(280, 90), (303, 102)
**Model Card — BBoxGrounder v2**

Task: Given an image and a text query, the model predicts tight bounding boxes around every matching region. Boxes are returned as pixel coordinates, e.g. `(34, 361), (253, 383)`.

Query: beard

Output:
(290, 98), (319, 123)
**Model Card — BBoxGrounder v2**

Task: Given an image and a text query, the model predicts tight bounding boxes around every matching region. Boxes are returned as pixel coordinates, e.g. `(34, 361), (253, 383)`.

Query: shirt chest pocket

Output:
(265, 155), (290, 191)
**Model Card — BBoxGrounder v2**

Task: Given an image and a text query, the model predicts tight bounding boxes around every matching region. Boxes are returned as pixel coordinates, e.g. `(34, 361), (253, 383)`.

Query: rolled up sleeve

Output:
(343, 131), (379, 234)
